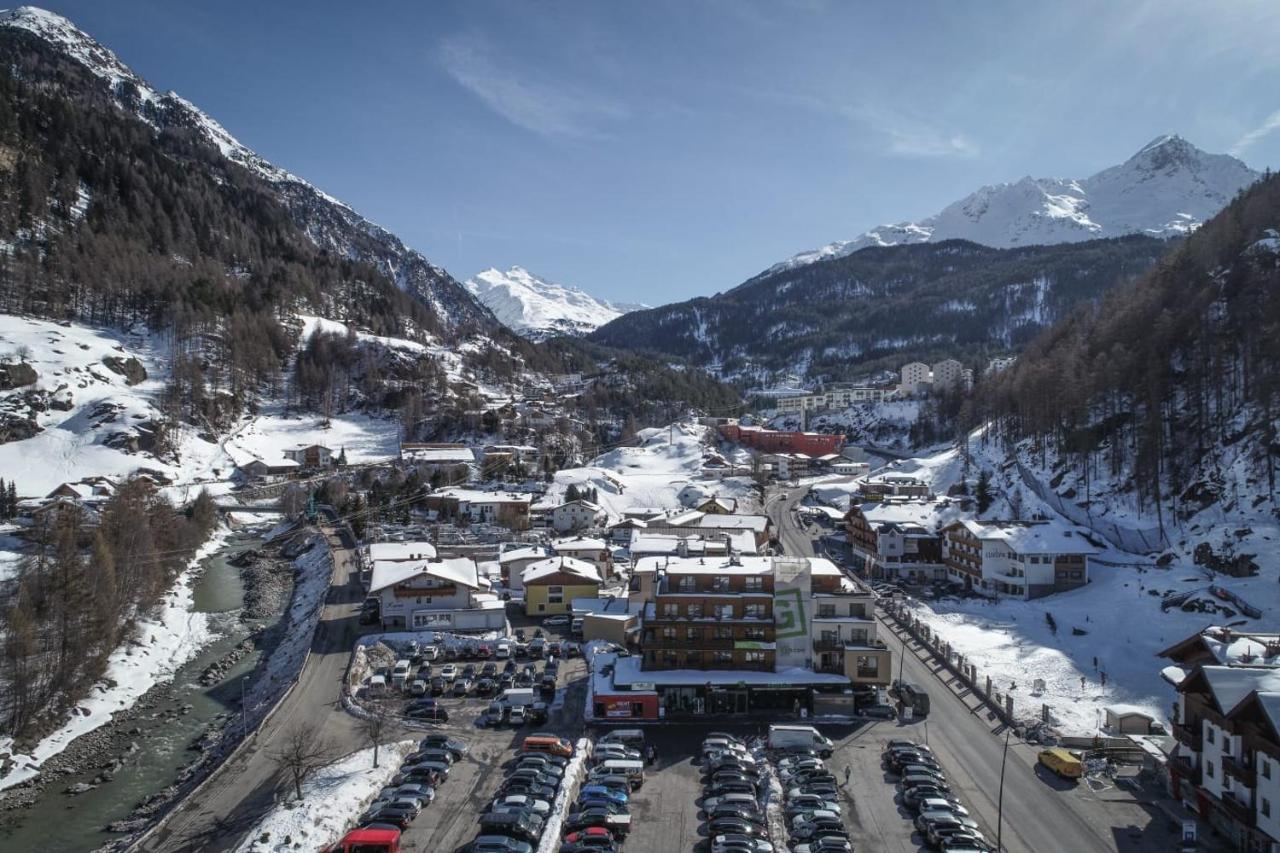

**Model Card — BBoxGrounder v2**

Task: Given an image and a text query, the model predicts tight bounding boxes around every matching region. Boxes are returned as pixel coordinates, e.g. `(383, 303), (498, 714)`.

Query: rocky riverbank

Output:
(0, 532), (305, 852)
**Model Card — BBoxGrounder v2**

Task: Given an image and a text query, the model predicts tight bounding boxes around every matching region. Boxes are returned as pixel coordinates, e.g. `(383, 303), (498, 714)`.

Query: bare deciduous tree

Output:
(360, 706), (395, 768)
(271, 725), (334, 801)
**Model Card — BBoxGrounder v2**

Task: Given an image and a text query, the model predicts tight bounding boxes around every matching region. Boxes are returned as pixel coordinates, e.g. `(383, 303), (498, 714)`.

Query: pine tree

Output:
(975, 470), (993, 514)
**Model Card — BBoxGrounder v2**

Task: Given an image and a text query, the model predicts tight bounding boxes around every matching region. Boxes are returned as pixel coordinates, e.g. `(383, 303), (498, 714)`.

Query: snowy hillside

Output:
(0, 6), (491, 330)
(772, 135), (1259, 273)
(465, 266), (645, 339)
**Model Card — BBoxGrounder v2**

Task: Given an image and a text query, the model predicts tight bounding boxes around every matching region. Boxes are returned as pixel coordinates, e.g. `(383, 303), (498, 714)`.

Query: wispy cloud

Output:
(1231, 109), (1280, 156)
(750, 86), (979, 159)
(437, 34), (627, 139)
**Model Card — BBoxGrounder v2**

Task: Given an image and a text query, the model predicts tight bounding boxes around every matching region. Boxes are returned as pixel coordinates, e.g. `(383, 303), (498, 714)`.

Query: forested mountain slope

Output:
(976, 171), (1280, 533)
(590, 235), (1166, 381)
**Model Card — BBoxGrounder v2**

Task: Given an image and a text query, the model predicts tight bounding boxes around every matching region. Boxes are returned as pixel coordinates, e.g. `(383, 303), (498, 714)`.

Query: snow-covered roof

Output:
(664, 509), (706, 527)
(571, 597), (641, 616)
(609, 654), (849, 687)
(693, 515), (770, 533)
(553, 537), (609, 552)
(1199, 666), (1280, 713)
(859, 500), (950, 528)
(554, 500), (603, 513)
(364, 541), (437, 562)
(1105, 703), (1155, 719)
(498, 545), (548, 565)
(957, 520), (1097, 555)
(403, 447), (476, 464)
(1201, 627), (1280, 667)
(369, 557), (481, 594)
(521, 556), (602, 586)
(635, 555), (773, 576)
(629, 531), (759, 556)
(435, 488), (534, 505)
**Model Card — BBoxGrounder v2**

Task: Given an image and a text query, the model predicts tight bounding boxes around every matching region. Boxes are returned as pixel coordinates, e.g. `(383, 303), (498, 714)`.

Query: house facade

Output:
(552, 537), (613, 579)
(551, 500), (605, 533)
(521, 556), (602, 615)
(368, 557), (504, 632)
(941, 520), (1094, 599)
(845, 501), (946, 582)
(283, 444), (333, 468)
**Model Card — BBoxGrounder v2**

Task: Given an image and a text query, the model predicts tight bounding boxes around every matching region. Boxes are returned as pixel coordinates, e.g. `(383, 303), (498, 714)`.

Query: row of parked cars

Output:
(697, 733), (775, 853)
(885, 739), (991, 851)
(468, 734), (580, 853)
(767, 738), (851, 853)
(350, 735), (470, 834)
(558, 730), (646, 853)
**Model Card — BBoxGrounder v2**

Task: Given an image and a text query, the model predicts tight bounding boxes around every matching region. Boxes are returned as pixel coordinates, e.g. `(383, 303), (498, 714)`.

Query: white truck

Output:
(501, 687), (538, 709)
(768, 724), (834, 757)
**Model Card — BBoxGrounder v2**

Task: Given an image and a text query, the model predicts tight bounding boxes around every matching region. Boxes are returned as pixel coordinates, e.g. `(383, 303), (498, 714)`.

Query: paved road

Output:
(137, 527), (366, 852)
(766, 485), (1180, 852)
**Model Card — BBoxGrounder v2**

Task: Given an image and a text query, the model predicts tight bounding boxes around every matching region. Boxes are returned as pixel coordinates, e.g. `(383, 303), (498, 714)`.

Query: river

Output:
(0, 527), (283, 852)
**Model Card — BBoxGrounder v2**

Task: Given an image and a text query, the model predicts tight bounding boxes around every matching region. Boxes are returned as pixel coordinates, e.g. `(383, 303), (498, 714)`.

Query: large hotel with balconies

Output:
(589, 554), (890, 719)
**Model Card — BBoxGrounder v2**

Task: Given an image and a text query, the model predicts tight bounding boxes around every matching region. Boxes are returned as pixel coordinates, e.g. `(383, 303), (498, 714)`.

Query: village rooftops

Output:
(553, 499), (603, 512)
(691, 514), (770, 534)
(634, 555), (773, 576)
(521, 556), (603, 585)
(368, 557), (482, 594)
(855, 499), (954, 529)
(364, 541), (438, 562)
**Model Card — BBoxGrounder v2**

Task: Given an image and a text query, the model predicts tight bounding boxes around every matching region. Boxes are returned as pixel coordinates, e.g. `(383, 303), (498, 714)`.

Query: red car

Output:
(328, 827), (400, 853)
(563, 827), (615, 845)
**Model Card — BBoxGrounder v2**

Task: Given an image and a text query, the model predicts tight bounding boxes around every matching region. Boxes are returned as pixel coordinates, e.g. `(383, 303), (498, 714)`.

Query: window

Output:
(1264, 798), (1272, 818)
(712, 577), (731, 592)
(744, 651), (765, 664)
(687, 603), (703, 619)
(662, 603), (678, 618)
(744, 576), (763, 592)
(714, 626), (733, 640)
(818, 604), (836, 618)
(661, 627), (676, 641)
(1206, 760), (1215, 779)
(715, 604), (734, 619)
(686, 627), (699, 642)
(1264, 759), (1272, 780)
(678, 576), (696, 593)
(663, 650), (678, 666)
(714, 650), (732, 665)
(744, 627), (766, 641)
(1206, 726), (1215, 745)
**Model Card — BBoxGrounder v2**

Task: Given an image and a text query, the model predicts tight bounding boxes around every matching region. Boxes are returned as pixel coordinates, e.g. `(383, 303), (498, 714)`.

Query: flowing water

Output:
(0, 527), (282, 852)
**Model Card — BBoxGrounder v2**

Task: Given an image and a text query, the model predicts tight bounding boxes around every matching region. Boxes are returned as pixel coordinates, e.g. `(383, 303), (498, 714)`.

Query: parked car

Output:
(440, 664), (459, 680)
(544, 614), (571, 627)
(706, 817), (768, 840)
(420, 735), (468, 758)
(478, 810), (544, 844)
(470, 835), (533, 853)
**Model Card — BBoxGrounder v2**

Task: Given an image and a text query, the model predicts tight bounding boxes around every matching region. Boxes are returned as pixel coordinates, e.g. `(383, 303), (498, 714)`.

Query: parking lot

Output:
(353, 615), (589, 852)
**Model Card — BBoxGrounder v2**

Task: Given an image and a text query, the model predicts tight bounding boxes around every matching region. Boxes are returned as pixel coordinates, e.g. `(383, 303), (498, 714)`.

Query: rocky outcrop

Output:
(0, 361), (37, 389)
(101, 356), (147, 386)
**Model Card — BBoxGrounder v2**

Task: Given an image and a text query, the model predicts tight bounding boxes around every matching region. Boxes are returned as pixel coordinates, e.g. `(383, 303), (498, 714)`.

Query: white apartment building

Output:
(776, 386), (893, 413)
(899, 362), (931, 395)
(932, 359), (964, 390)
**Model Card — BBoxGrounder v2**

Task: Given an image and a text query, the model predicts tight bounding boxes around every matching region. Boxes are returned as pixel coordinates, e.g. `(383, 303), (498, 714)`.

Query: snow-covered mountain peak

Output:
(768, 136), (1260, 274)
(464, 266), (645, 340)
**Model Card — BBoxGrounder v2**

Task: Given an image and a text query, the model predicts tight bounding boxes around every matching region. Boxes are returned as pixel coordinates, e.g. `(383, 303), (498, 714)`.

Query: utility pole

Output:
(997, 728), (1011, 852)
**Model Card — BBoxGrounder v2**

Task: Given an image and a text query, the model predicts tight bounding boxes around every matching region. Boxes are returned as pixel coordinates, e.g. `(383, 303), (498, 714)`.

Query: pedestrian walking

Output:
(1080, 675), (1087, 690)
(1100, 671), (1107, 686)
(844, 765), (852, 786)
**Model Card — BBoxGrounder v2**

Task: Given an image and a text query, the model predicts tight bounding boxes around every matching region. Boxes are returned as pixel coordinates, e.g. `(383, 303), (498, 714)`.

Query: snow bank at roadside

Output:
(536, 737), (591, 853)
(0, 526), (232, 791)
(234, 740), (415, 853)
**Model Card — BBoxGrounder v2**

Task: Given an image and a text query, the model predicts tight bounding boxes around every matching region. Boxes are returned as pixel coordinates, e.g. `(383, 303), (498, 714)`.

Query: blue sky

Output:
(43, 0), (1280, 305)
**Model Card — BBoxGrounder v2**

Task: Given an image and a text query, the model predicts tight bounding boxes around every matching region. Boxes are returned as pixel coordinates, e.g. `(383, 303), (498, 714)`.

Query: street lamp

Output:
(996, 728), (1011, 852)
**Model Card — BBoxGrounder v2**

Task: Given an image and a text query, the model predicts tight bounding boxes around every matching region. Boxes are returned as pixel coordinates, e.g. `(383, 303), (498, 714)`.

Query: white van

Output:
(495, 641), (512, 659)
(391, 659), (412, 687)
(598, 729), (646, 749)
(366, 674), (387, 696)
(589, 759), (645, 788)
(421, 645), (441, 661)
(768, 724), (834, 757)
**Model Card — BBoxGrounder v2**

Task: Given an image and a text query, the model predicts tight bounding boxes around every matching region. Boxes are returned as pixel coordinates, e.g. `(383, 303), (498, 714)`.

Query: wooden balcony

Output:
(1223, 754), (1257, 788)
(1218, 791), (1254, 826)
(1167, 752), (1201, 785)
(1172, 721), (1203, 751)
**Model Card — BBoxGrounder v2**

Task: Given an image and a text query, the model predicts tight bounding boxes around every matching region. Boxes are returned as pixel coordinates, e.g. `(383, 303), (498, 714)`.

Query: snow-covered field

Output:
(233, 741), (415, 853)
(0, 526), (232, 791)
(545, 422), (757, 521)
(221, 410), (400, 469)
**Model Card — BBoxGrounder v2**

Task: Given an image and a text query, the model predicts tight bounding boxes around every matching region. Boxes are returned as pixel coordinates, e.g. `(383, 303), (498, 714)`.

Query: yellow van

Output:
(1038, 748), (1084, 778)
